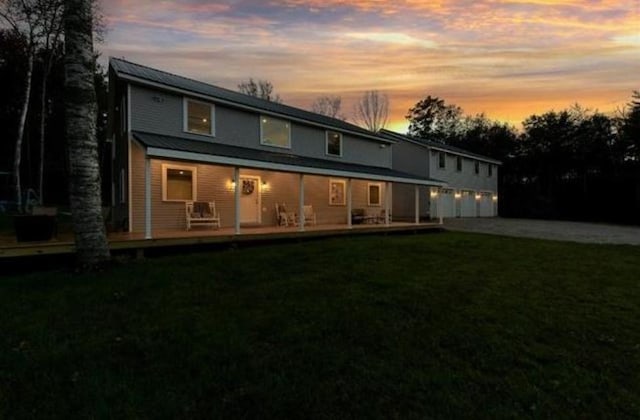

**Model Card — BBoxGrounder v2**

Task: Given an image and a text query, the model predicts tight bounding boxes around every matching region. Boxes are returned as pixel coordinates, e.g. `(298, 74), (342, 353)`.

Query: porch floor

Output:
(0, 222), (443, 259)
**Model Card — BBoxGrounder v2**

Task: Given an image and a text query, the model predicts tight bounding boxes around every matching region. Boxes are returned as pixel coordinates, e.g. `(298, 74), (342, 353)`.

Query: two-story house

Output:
(382, 130), (501, 221)
(108, 58), (447, 238)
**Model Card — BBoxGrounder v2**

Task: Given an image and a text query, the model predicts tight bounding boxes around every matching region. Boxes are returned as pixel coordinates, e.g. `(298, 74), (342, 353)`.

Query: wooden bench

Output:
(186, 201), (221, 230)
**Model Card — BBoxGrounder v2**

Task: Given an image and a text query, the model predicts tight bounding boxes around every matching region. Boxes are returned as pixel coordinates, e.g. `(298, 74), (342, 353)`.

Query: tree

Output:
(35, 0), (64, 205)
(406, 95), (463, 143)
(311, 95), (344, 119)
(63, 0), (110, 268)
(1, 0), (42, 210)
(353, 90), (388, 132)
(620, 90), (640, 161)
(237, 78), (282, 102)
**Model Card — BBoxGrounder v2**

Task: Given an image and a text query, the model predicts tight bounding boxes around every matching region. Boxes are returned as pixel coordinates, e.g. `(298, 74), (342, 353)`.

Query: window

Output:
(329, 179), (346, 206)
(438, 152), (446, 169)
(184, 98), (214, 136)
(456, 156), (462, 172)
(261, 116), (291, 148)
(488, 164), (493, 177)
(326, 131), (342, 156)
(368, 183), (382, 206)
(474, 161), (480, 175)
(162, 164), (197, 201)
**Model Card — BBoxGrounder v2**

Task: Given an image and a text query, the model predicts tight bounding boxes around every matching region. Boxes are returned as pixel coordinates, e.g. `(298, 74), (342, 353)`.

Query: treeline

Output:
(406, 95), (640, 224)
(0, 29), (108, 209)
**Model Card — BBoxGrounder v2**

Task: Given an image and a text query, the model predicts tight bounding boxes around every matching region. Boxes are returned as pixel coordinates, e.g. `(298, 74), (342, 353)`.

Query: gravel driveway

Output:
(443, 218), (640, 245)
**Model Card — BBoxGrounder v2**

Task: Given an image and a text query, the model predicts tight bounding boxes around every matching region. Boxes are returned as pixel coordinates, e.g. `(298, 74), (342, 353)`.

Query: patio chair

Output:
(186, 201), (220, 230)
(275, 203), (297, 227)
(303, 205), (317, 225)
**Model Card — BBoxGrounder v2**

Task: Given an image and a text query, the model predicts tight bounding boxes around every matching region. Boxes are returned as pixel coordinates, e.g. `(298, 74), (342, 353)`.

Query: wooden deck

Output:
(0, 222), (444, 259)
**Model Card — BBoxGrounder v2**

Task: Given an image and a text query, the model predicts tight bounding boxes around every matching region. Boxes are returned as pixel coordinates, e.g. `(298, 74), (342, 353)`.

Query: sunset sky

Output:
(101, 0), (640, 132)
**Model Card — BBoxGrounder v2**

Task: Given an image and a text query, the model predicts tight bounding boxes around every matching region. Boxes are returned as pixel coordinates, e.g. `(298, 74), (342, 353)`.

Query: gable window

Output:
(261, 116), (291, 148)
(368, 183), (382, 206)
(474, 161), (480, 175)
(456, 156), (462, 172)
(162, 164), (197, 201)
(438, 152), (446, 169)
(488, 164), (493, 177)
(184, 98), (214, 136)
(326, 131), (342, 157)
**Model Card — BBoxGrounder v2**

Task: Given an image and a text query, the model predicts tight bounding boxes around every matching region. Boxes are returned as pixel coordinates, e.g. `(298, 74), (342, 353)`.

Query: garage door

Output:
(479, 192), (494, 217)
(437, 188), (456, 218)
(460, 190), (476, 217)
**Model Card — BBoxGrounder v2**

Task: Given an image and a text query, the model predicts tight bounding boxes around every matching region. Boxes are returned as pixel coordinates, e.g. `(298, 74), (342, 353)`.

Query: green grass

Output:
(2, 232), (640, 418)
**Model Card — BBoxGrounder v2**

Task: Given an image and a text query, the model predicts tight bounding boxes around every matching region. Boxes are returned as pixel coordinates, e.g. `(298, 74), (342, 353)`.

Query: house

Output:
(107, 58), (448, 238)
(380, 129), (501, 221)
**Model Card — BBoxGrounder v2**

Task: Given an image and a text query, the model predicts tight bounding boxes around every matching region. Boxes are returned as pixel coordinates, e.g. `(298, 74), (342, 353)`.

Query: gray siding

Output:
(429, 151), (498, 192)
(129, 84), (391, 168)
(392, 183), (431, 222)
(391, 140), (429, 178)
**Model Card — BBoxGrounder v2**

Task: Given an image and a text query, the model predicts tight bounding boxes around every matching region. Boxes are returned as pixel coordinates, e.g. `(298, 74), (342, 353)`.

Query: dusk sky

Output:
(102, 0), (640, 132)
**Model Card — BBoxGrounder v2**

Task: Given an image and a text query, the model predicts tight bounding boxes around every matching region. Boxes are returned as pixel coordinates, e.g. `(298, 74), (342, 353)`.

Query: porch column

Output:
(298, 173), (305, 232)
(438, 188), (444, 225)
(144, 155), (152, 239)
(347, 178), (352, 229)
(234, 167), (240, 235)
(384, 181), (391, 226)
(414, 185), (420, 225)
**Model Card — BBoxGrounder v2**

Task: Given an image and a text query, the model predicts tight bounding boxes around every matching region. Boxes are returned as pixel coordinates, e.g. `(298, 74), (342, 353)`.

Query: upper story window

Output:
(456, 156), (462, 172)
(438, 152), (446, 169)
(261, 116), (291, 148)
(474, 161), (480, 175)
(162, 164), (197, 201)
(488, 164), (493, 177)
(326, 131), (342, 157)
(184, 98), (214, 136)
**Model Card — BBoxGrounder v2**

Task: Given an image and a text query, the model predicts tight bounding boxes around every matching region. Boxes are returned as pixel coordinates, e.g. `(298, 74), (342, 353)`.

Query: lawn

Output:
(1, 232), (639, 418)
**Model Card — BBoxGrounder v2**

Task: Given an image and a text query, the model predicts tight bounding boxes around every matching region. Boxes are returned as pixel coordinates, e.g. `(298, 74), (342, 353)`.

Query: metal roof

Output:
(379, 129), (502, 165)
(132, 131), (446, 186)
(110, 58), (395, 144)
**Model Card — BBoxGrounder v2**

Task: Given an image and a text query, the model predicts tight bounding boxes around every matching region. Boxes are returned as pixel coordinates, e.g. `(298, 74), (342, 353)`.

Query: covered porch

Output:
(129, 132), (446, 240)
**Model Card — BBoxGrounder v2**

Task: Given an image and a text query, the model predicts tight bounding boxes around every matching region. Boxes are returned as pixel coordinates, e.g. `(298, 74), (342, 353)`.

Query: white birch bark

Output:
(64, 0), (110, 267)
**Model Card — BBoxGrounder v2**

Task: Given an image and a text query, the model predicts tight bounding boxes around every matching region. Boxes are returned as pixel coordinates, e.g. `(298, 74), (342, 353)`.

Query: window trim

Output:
(456, 156), (462, 172)
(260, 115), (291, 149)
(162, 163), (198, 202)
(183, 97), (215, 137)
(325, 130), (343, 157)
(328, 179), (346, 206)
(438, 152), (446, 169)
(367, 182), (382, 207)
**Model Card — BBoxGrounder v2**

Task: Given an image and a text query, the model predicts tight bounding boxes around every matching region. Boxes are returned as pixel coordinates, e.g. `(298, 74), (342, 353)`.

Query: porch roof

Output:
(133, 131), (447, 187)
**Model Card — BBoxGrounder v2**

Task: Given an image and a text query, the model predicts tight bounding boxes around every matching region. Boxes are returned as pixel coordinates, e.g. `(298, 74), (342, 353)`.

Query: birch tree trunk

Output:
(13, 51), (34, 212)
(64, 0), (110, 268)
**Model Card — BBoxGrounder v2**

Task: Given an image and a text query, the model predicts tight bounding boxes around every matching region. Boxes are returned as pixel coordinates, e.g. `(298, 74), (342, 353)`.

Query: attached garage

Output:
(460, 190), (476, 217)
(478, 192), (494, 217)
(435, 188), (456, 218)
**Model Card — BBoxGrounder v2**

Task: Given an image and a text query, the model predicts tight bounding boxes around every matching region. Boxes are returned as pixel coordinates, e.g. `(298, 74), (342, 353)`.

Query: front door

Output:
(240, 176), (261, 224)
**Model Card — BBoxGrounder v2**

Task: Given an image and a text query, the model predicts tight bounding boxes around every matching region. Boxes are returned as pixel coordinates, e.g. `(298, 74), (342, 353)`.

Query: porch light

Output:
(454, 192), (462, 199)
(492, 195), (498, 201)
(475, 193), (481, 200)
(261, 180), (269, 191)
(430, 190), (438, 198)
